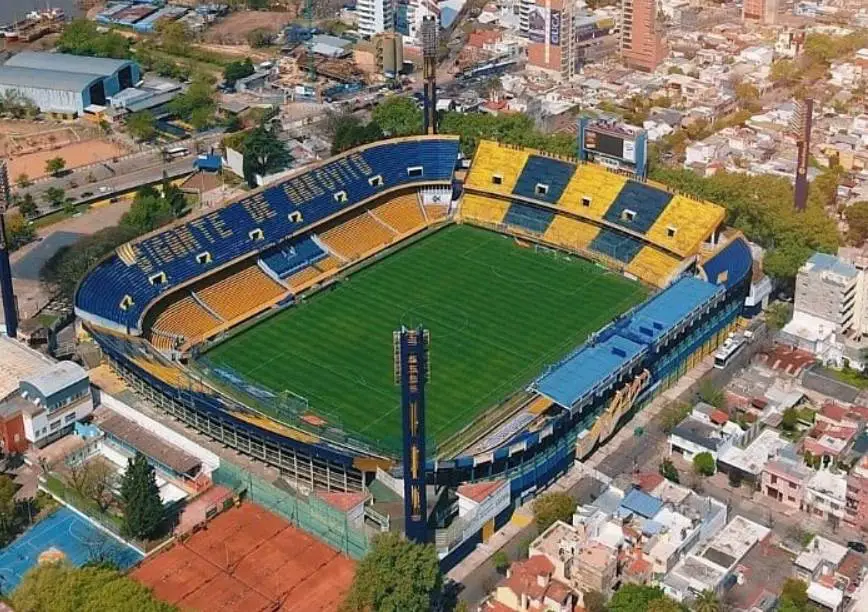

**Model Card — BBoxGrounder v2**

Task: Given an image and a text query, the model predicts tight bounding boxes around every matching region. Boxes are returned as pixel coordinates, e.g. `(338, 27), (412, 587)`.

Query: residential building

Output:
(803, 469), (848, 525)
(620, 0), (666, 72)
(489, 555), (577, 612)
(668, 402), (744, 461)
(357, 0), (394, 38)
(844, 455), (868, 529)
(717, 428), (789, 487)
(525, 0), (573, 80)
(742, 0), (788, 23)
(761, 458), (811, 510)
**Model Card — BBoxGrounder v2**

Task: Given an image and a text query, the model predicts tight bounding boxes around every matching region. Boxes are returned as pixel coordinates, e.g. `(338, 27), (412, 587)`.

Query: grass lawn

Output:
(203, 225), (648, 453)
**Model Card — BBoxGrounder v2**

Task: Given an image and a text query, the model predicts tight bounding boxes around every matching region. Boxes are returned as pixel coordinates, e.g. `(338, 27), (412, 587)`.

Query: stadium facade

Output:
(74, 135), (752, 510)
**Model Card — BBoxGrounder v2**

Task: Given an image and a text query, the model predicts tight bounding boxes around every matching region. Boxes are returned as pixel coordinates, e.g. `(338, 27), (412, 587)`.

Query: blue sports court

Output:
(0, 507), (143, 592)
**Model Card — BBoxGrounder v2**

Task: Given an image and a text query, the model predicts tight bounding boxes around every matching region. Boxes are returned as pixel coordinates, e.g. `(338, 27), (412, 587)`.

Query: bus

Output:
(713, 336), (747, 369)
(164, 146), (189, 159)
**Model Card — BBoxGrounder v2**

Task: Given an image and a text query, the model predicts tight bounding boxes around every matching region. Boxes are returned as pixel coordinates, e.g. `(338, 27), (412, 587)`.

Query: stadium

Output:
(73, 134), (753, 511)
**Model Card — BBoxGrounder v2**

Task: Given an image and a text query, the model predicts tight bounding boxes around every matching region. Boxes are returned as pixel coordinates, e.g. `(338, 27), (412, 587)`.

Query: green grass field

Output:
(203, 225), (648, 453)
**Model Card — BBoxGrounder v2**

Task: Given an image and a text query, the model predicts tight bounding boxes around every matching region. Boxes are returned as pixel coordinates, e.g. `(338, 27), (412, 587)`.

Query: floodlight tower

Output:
(421, 17), (438, 135)
(394, 325), (430, 544)
(790, 97), (814, 212)
(0, 160), (18, 339)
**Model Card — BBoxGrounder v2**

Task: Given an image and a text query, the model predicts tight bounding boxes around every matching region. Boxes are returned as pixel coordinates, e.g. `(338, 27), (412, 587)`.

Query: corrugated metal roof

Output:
(21, 361), (87, 399)
(0, 65), (103, 93)
(5, 51), (133, 77)
(619, 488), (664, 519)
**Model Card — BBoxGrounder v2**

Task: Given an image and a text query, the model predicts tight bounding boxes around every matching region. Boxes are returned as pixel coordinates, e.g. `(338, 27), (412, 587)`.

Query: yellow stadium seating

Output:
(320, 212), (396, 261)
(543, 215), (600, 251)
(152, 296), (221, 342)
(425, 203), (450, 221)
(645, 195), (725, 257)
(627, 246), (682, 288)
(460, 193), (510, 225)
(314, 255), (340, 273)
(464, 141), (530, 195)
(286, 266), (322, 292)
(197, 265), (286, 322)
(558, 164), (627, 221)
(371, 194), (427, 234)
(149, 333), (177, 354)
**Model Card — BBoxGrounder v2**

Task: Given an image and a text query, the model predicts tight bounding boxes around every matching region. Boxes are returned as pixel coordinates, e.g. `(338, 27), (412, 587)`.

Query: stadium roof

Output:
(534, 276), (723, 409)
(535, 334), (645, 408)
(618, 276), (722, 345)
(5, 51), (133, 77)
(0, 66), (104, 93)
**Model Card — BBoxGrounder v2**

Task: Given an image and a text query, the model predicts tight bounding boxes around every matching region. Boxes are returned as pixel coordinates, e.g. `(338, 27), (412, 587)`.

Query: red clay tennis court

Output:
(131, 502), (355, 611)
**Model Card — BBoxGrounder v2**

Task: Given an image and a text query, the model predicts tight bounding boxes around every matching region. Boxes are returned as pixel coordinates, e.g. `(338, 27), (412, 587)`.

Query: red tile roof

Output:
(634, 472), (664, 493)
(710, 409), (730, 425)
(458, 480), (505, 503)
(821, 402), (848, 423)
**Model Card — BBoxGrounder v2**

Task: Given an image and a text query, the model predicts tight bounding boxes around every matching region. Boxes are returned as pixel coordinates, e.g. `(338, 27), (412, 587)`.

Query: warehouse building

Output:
(0, 51), (141, 117)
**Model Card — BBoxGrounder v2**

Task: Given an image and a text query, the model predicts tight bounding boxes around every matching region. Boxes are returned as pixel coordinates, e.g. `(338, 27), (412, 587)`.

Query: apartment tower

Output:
(620, 0), (666, 72)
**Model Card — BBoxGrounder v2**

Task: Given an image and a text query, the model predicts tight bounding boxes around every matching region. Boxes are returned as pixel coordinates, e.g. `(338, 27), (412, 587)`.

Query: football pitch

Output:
(203, 224), (648, 454)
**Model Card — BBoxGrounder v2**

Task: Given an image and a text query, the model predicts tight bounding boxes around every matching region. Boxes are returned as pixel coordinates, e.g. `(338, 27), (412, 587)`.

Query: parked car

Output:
(847, 541), (866, 554)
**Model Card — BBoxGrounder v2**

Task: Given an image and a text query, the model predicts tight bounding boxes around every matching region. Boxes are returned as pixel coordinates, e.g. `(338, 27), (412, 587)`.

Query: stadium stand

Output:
(460, 193), (510, 225)
(603, 182), (673, 235)
(319, 212), (396, 261)
(196, 265), (286, 322)
(151, 296), (221, 343)
(425, 203), (450, 221)
(286, 266), (323, 292)
(701, 235), (753, 290)
(512, 155), (574, 204)
(588, 227), (644, 263)
(370, 194), (427, 234)
(558, 164), (627, 221)
(626, 246), (682, 288)
(503, 201), (556, 234)
(543, 215), (600, 251)
(464, 141), (530, 195)
(75, 137), (460, 332)
(645, 194), (726, 257)
(259, 236), (327, 279)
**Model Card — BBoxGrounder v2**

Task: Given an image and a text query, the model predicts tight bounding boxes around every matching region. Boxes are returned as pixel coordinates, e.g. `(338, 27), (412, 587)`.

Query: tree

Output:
(845, 201), (868, 245)
(45, 157), (66, 177)
(693, 452), (716, 476)
(372, 96), (423, 137)
(779, 578), (809, 610)
(120, 186), (175, 234)
(57, 19), (131, 59)
(15, 173), (31, 188)
(734, 82), (760, 110)
(647, 598), (682, 612)
(126, 112), (156, 142)
(42, 186), (67, 209)
(770, 59), (798, 86)
(11, 562), (176, 612)
(765, 301), (793, 331)
(341, 532), (442, 612)
(660, 401), (691, 434)
(0, 475), (16, 542)
(492, 550), (510, 574)
(241, 125), (292, 187)
(693, 589), (720, 612)
(781, 406), (799, 432)
(3, 212), (36, 251)
(668, 66), (684, 75)
(224, 58), (255, 85)
(608, 585), (671, 612)
(532, 492), (575, 532)
(119, 452), (163, 540)
(16, 193), (38, 219)
(659, 458), (680, 483)
(247, 27), (275, 48)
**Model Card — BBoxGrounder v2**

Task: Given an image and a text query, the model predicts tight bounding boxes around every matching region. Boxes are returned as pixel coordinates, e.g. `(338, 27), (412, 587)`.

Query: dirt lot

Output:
(0, 121), (131, 180)
(203, 11), (298, 45)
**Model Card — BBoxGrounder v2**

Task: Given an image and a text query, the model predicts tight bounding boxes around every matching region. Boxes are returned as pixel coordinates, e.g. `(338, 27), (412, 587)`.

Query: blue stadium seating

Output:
(75, 138), (460, 332)
(503, 202), (556, 234)
(259, 236), (327, 279)
(702, 236), (753, 291)
(603, 182), (673, 234)
(589, 227), (644, 263)
(512, 156), (575, 204)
